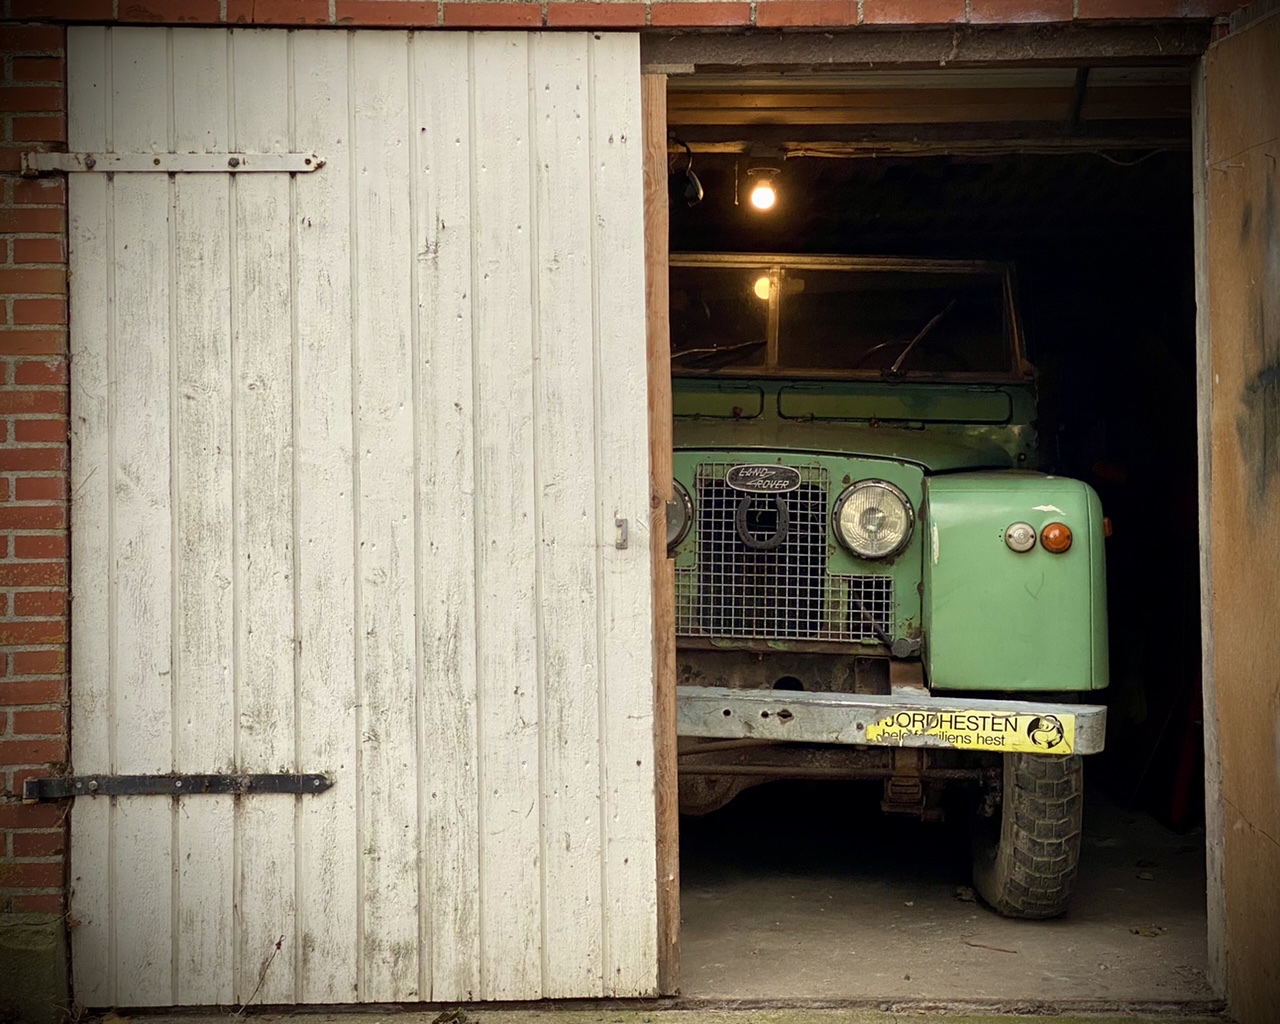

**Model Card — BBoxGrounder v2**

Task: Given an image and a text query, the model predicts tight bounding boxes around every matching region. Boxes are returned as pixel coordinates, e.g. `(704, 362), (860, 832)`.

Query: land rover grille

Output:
(675, 463), (893, 643)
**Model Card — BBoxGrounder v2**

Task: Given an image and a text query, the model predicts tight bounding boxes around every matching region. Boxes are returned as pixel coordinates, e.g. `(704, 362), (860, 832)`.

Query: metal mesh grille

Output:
(675, 462), (893, 642)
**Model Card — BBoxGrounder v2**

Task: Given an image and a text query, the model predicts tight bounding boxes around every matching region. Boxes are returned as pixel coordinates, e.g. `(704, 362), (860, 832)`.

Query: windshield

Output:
(670, 258), (1018, 378)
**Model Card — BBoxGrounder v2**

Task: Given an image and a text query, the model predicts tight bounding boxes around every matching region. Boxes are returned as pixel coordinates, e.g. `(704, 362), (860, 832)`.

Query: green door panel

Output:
(923, 473), (1108, 692)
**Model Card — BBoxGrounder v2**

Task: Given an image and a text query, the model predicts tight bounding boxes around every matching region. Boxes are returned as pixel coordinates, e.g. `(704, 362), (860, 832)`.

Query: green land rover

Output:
(669, 254), (1109, 919)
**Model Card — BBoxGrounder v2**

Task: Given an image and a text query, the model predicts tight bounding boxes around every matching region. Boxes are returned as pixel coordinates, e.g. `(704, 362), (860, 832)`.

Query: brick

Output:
(0, 239), (8, 262)
(0, 563), (67, 587)
(0, 506), (66, 532)
(0, 680), (65, 705)
(0, 738), (65, 766)
(0, 448), (66, 472)
(0, 861), (63, 888)
(335, 0), (438, 23)
(13, 359), (67, 385)
(441, 2), (542, 25)
(545, 2), (646, 26)
(0, 391), (67, 414)
(12, 239), (65, 264)
(0, 330), (67, 356)
(227, 0), (331, 21)
(0, 26), (66, 52)
(863, 0), (964, 22)
(14, 592), (66, 618)
(11, 893), (65, 912)
(11, 116), (67, 143)
(13, 534), (68, 559)
(1187, 0), (1242, 14)
(1076, 0), (1183, 15)
(13, 420), (68, 443)
(0, 622), (67, 646)
(12, 709), (64, 735)
(0, 207), (65, 234)
(969, 0), (1073, 21)
(0, 507), (67, 530)
(11, 651), (65, 677)
(756, 1), (857, 27)
(13, 178), (66, 205)
(0, 269), (66, 295)
(649, 1), (752, 25)
(12, 831), (65, 858)
(13, 476), (68, 500)
(11, 58), (65, 83)
(0, 478), (8, 500)
(12, 299), (67, 325)
(118, 0), (223, 21)
(0, 804), (62, 828)
(9, 0), (114, 18)
(0, 86), (64, 114)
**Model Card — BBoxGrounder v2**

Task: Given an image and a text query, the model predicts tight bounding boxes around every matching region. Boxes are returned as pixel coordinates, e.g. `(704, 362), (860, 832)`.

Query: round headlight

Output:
(667, 480), (693, 551)
(833, 480), (914, 559)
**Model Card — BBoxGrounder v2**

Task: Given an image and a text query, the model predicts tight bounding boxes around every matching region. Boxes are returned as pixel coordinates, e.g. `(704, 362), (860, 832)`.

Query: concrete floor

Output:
(679, 777), (1212, 1008)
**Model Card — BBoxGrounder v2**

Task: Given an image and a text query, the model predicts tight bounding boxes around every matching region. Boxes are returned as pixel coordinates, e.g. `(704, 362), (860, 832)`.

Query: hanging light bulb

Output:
(746, 164), (780, 212)
(749, 176), (776, 210)
(752, 275), (771, 300)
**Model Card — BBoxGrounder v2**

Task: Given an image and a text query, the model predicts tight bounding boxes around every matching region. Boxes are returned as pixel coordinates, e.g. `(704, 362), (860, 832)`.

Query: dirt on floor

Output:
(679, 779), (1211, 1006)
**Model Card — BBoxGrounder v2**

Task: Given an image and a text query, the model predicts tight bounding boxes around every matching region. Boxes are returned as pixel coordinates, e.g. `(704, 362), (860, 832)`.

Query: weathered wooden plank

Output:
(1189, 58), (1225, 999)
(170, 27), (236, 1006)
(228, 28), (297, 1006)
(526, 31), (605, 998)
(350, 29), (421, 1002)
(291, 29), (360, 1004)
(470, 31), (543, 1000)
(597, 46), (660, 997)
(66, 25), (112, 1007)
(108, 26), (174, 1007)
(640, 68), (678, 996)
(411, 30), (481, 1004)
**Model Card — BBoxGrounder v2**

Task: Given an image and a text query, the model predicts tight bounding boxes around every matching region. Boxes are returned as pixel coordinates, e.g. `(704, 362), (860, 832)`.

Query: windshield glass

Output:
(670, 260), (1016, 377)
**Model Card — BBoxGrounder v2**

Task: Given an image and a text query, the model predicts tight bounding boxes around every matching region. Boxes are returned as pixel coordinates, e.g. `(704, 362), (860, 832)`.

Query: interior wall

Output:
(1204, 11), (1280, 1022)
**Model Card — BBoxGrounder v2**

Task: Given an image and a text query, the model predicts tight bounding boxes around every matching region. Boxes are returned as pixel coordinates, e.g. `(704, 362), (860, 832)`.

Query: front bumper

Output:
(677, 685), (1106, 756)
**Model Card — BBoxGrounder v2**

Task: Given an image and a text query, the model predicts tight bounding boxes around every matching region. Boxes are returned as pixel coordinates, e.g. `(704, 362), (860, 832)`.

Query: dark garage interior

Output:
(667, 68), (1209, 1003)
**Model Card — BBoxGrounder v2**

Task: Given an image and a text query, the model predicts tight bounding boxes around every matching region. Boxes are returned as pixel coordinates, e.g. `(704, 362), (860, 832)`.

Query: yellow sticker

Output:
(864, 708), (1076, 755)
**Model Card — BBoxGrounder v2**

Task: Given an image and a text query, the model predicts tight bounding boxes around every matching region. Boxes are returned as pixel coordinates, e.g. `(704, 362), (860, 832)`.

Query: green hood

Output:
(672, 378), (1037, 472)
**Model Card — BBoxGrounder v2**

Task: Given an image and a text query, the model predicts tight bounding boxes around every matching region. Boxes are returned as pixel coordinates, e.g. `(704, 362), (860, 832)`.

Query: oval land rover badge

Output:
(726, 464), (802, 494)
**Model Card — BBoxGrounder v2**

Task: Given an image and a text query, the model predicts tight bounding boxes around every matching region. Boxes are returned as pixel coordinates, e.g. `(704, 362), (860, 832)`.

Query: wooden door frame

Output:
(641, 33), (1230, 999)
(643, 72), (680, 995)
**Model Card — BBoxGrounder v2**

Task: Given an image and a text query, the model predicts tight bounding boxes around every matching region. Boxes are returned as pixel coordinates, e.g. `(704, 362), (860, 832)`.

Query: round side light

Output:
(667, 480), (693, 552)
(1041, 522), (1073, 554)
(1005, 522), (1036, 553)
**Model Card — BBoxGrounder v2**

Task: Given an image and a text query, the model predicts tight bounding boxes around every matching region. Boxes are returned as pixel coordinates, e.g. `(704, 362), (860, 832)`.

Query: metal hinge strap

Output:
(21, 151), (325, 176)
(23, 773), (333, 802)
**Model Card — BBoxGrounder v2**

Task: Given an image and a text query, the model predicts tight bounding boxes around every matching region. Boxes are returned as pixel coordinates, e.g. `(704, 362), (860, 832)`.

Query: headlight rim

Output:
(667, 479), (694, 552)
(832, 478), (915, 560)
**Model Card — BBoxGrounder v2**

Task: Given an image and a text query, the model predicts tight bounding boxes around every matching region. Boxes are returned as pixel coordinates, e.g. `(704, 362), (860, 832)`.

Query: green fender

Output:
(922, 472), (1108, 692)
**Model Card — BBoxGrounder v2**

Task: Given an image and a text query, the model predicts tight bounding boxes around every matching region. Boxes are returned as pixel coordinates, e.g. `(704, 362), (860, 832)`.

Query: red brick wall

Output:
(0, 20), (68, 919)
(0, 0), (1247, 29)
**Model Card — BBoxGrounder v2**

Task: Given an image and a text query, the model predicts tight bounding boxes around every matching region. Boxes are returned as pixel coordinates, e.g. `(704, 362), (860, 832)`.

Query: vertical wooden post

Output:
(1190, 55), (1225, 1000)
(642, 72), (679, 995)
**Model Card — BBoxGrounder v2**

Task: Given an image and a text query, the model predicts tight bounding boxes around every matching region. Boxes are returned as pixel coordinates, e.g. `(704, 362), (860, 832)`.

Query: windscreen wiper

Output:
(887, 298), (957, 376)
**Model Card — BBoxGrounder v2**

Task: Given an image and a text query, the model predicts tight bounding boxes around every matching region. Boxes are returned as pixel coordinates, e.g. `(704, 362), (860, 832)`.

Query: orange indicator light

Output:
(1041, 522), (1073, 553)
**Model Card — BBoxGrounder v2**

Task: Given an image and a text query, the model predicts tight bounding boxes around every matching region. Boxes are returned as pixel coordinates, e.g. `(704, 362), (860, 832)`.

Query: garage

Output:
(638, 14), (1277, 1017)
(0, 4), (1276, 1024)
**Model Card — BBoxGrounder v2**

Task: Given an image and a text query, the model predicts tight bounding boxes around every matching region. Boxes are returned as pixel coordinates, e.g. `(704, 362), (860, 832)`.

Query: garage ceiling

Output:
(667, 66), (1192, 154)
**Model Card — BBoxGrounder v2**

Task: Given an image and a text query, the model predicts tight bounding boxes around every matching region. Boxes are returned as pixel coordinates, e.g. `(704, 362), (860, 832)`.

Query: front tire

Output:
(972, 753), (1084, 919)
